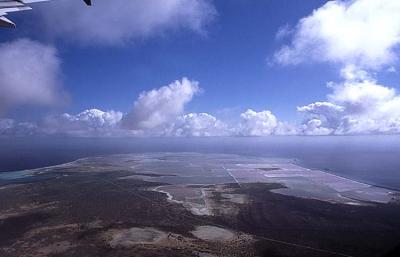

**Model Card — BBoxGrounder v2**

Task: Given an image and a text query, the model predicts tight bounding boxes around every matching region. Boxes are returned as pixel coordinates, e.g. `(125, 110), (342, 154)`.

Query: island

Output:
(1, 153), (399, 257)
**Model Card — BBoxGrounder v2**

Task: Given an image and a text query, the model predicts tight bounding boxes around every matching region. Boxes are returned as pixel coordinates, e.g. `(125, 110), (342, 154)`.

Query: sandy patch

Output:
(191, 226), (236, 242)
(106, 227), (167, 248)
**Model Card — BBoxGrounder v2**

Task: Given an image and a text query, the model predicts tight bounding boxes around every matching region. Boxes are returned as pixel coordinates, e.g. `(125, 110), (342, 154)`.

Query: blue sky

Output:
(1, 0), (400, 137)
(1, 0), (332, 119)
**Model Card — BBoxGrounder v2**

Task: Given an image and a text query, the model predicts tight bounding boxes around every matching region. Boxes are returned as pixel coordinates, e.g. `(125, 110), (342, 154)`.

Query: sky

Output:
(0, 0), (400, 137)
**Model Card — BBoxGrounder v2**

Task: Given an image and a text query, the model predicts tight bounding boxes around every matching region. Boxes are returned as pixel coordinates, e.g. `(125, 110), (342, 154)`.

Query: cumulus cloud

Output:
(238, 109), (278, 136)
(3, 72), (399, 136)
(297, 101), (344, 129)
(235, 109), (296, 136)
(122, 78), (200, 131)
(0, 39), (64, 113)
(38, 110), (228, 137)
(299, 119), (333, 136)
(42, 109), (124, 136)
(239, 109), (299, 136)
(0, 107), (297, 137)
(299, 78), (400, 135)
(275, 0), (400, 69)
(36, 0), (216, 46)
(167, 112), (229, 137)
(22, 78), (204, 137)
(41, 108), (291, 137)
(273, 0), (400, 135)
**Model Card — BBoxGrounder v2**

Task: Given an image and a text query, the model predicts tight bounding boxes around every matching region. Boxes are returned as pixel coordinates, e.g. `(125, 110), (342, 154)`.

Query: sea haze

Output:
(0, 136), (399, 190)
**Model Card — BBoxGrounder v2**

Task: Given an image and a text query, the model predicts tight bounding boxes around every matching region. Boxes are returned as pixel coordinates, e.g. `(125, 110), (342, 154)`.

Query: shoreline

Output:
(291, 158), (400, 192)
(1, 152), (399, 194)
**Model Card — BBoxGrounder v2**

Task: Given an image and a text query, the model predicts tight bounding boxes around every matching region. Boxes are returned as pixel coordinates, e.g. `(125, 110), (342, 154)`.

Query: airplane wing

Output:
(0, 0), (92, 28)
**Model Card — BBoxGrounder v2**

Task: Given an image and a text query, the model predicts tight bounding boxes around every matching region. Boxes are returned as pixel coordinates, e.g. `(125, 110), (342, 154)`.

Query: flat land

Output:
(1, 153), (400, 257)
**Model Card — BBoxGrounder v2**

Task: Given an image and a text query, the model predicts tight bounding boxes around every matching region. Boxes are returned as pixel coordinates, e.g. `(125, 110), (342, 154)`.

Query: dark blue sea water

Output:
(0, 136), (399, 190)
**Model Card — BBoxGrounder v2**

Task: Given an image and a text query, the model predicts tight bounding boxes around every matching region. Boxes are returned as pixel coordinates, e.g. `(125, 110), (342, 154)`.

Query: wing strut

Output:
(0, 16), (15, 28)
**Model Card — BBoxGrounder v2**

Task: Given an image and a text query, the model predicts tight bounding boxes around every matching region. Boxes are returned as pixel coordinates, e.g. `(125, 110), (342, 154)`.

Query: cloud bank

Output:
(0, 39), (64, 113)
(0, 76), (294, 137)
(42, 109), (124, 137)
(2, 74), (400, 137)
(0, 119), (37, 136)
(36, 0), (216, 46)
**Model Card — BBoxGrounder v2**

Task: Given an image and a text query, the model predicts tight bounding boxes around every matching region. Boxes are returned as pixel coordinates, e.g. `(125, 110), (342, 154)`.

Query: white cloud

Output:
(274, 122), (299, 136)
(40, 110), (229, 137)
(0, 119), (38, 136)
(297, 101), (344, 129)
(275, 0), (400, 69)
(300, 119), (333, 136)
(167, 112), (229, 137)
(297, 101), (344, 115)
(274, 0), (400, 135)
(28, 78), (203, 137)
(238, 109), (278, 136)
(275, 24), (293, 40)
(122, 78), (200, 130)
(0, 39), (64, 113)
(3, 107), (292, 137)
(42, 109), (124, 136)
(299, 78), (400, 135)
(36, 0), (216, 46)
(328, 79), (396, 114)
(3, 76), (399, 136)
(339, 64), (371, 81)
(237, 109), (299, 136)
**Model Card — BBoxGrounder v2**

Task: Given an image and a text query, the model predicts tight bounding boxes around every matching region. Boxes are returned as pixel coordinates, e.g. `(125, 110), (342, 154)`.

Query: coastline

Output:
(2, 152), (400, 194)
(1, 152), (398, 206)
(292, 158), (400, 192)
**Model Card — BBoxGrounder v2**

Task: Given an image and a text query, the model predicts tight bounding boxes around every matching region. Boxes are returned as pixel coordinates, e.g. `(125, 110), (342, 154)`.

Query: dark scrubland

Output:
(215, 183), (400, 257)
(0, 171), (399, 257)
